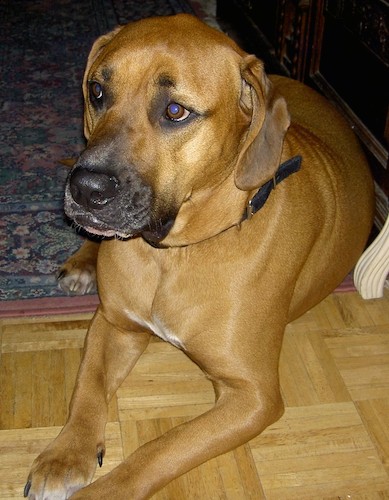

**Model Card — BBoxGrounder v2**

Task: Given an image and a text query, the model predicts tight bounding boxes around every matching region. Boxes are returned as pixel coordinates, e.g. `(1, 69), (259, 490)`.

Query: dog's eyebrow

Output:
(101, 67), (113, 81)
(157, 74), (175, 88)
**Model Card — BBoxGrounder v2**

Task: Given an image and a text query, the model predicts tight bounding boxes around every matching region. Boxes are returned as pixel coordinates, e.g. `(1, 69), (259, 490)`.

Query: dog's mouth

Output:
(65, 206), (138, 240)
(69, 214), (176, 244)
(64, 166), (177, 243)
(70, 214), (176, 244)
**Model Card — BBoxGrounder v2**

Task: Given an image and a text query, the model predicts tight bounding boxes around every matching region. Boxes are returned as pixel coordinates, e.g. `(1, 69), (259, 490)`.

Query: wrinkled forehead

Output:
(88, 15), (245, 97)
(109, 14), (244, 59)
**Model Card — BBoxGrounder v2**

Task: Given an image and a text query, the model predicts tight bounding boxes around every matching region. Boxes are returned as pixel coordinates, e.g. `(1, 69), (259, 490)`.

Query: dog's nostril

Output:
(90, 190), (112, 206)
(69, 167), (119, 210)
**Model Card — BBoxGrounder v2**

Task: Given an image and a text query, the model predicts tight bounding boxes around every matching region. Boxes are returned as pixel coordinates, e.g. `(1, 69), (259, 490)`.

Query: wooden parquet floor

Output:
(1, 290), (389, 499)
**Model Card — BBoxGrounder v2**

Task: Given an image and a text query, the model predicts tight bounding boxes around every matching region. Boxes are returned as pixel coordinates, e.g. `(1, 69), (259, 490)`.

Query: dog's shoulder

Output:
(270, 75), (363, 167)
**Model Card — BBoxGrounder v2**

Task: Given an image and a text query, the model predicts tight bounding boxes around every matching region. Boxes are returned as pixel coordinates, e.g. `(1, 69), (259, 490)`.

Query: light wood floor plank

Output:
(357, 399), (389, 475)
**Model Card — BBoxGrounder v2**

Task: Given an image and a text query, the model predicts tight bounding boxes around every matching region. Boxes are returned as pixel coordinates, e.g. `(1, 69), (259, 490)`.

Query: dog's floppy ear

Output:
(83, 26), (124, 139)
(235, 55), (290, 191)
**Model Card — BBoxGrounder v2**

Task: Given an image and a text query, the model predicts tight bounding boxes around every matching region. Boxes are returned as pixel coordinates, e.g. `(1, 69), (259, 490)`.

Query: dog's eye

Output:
(89, 81), (103, 101)
(165, 103), (190, 122)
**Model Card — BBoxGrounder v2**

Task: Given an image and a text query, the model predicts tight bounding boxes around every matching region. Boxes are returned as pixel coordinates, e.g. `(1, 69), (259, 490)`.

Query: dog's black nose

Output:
(69, 167), (119, 210)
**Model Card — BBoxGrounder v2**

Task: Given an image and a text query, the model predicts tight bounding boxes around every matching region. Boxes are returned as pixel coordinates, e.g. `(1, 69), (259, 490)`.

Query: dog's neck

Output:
(243, 155), (302, 221)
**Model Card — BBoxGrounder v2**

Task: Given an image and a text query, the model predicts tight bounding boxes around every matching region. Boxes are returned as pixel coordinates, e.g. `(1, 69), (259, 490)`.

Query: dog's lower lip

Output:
(68, 210), (136, 239)
(85, 227), (110, 236)
(84, 226), (128, 238)
(142, 218), (175, 244)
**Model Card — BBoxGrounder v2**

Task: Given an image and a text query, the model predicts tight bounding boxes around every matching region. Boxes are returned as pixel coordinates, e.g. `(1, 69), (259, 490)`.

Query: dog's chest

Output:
(124, 307), (185, 350)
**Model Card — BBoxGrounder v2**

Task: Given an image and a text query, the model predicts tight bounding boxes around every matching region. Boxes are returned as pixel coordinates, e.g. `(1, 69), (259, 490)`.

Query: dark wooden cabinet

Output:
(217, 0), (389, 226)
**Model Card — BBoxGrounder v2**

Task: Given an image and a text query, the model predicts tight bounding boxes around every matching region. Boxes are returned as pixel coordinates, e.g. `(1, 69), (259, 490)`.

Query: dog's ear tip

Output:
(234, 170), (267, 191)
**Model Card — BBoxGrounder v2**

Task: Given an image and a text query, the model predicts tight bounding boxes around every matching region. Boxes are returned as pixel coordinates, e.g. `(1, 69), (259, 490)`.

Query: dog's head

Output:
(64, 14), (290, 246)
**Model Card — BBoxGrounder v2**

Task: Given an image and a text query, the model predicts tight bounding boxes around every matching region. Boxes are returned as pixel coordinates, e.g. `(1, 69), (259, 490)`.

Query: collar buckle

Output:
(245, 199), (254, 220)
(242, 155), (302, 222)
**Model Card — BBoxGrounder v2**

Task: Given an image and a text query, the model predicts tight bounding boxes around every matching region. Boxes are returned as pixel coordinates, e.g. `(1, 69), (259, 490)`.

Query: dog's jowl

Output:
(25, 14), (374, 500)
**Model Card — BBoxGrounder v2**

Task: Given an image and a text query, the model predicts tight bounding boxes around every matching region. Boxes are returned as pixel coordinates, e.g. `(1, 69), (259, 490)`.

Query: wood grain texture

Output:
(1, 290), (388, 498)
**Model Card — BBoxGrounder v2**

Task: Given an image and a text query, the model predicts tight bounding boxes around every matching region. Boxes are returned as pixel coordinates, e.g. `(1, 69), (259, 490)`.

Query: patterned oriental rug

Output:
(0, 0), (355, 317)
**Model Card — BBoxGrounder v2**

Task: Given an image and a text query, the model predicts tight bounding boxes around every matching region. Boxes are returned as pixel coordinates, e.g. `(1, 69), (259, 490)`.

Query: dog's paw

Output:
(57, 241), (99, 295)
(24, 440), (104, 500)
(57, 262), (97, 295)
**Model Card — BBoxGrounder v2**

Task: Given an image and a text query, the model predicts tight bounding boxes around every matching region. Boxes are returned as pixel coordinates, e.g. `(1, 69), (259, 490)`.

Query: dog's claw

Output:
(23, 480), (31, 498)
(97, 450), (104, 467)
(56, 269), (67, 281)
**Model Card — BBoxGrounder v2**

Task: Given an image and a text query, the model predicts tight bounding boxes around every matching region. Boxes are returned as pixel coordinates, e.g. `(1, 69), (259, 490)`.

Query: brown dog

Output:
(25, 14), (374, 499)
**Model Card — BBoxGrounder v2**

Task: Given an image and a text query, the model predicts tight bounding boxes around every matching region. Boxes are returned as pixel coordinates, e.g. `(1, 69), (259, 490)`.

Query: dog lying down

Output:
(25, 14), (374, 500)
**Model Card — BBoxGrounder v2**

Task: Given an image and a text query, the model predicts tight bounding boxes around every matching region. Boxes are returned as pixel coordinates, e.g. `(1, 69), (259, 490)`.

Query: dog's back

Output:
(271, 75), (374, 317)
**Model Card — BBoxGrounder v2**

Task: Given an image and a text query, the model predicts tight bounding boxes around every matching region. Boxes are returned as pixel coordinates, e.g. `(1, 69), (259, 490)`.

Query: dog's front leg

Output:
(24, 308), (150, 500)
(70, 380), (283, 500)
(69, 325), (285, 499)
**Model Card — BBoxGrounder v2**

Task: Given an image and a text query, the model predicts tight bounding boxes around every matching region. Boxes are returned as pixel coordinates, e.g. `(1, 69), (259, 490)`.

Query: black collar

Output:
(243, 155), (302, 221)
